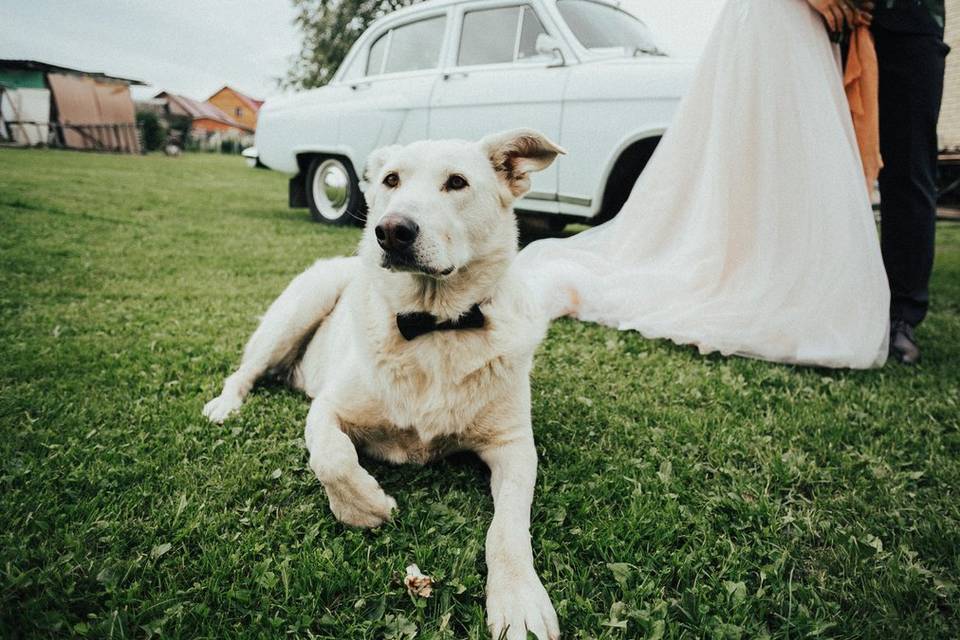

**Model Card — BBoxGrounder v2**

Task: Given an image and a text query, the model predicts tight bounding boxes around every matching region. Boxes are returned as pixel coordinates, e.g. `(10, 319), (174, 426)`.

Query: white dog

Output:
(203, 129), (565, 640)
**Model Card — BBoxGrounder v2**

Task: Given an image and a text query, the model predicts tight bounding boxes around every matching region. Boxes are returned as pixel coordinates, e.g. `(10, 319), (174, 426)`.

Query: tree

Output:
(166, 114), (192, 149)
(136, 110), (167, 152)
(284, 0), (421, 90)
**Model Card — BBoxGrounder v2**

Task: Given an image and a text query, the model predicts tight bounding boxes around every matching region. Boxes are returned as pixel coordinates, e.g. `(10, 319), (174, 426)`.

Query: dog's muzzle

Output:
(375, 215), (419, 254)
(375, 214), (454, 277)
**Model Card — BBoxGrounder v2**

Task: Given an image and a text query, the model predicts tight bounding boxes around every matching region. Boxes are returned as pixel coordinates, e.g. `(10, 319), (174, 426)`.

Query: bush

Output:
(220, 139), (243, 155)
(135, 111), (167, 152)
(167, 114), (192, 148)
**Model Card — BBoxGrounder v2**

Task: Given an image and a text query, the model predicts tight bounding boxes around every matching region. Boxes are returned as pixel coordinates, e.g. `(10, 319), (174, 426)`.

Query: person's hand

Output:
(807, 0), (860, 32)
(854, 1), (874, 28)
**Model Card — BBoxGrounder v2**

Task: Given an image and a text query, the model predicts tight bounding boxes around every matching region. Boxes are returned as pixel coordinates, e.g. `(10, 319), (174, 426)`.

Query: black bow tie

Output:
(396, 304), (486, 341)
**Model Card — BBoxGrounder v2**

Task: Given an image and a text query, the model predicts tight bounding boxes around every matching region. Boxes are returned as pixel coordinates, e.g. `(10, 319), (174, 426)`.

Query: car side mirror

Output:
(535, 34), (566, 67)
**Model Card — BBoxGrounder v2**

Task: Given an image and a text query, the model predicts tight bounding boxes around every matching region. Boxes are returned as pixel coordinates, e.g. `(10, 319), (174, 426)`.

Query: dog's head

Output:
(360, 129), (565, 278)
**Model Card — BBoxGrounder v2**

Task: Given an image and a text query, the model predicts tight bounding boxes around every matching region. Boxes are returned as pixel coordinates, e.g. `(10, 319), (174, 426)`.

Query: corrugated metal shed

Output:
(0, 59), (144, 152)
(0, 87), (50, 145)
(47, 73), (140, 152)
(0, 69), (46, 90)
(0, 59), (145, 87)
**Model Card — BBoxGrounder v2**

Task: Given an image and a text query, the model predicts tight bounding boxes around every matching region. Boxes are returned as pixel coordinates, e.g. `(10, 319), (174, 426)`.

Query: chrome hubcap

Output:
(312, 159), (350, 220)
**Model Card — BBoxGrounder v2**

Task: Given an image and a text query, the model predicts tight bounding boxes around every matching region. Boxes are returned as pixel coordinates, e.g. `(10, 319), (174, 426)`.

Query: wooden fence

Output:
(1, 120), (143, 154)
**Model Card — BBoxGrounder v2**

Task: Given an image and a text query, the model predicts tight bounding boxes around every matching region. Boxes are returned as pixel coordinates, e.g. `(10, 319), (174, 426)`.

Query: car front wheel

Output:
(306, 157), (364, 226)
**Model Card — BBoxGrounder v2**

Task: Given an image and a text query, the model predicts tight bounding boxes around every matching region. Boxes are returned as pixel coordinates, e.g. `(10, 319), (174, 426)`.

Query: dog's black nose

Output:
(375, 215), (419, 252)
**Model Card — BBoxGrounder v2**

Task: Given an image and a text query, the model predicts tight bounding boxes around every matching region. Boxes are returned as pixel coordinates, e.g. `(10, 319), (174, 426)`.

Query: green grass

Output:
(1, 148), (958, 640)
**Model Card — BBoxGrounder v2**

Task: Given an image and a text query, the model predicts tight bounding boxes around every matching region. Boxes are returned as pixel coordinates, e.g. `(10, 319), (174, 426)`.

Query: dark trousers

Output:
(874, 26), (948, 327)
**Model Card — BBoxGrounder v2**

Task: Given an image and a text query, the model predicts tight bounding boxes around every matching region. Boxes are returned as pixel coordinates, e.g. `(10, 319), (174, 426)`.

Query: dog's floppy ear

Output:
(363, 144), (402, 187)
(480, 129), (566, 200)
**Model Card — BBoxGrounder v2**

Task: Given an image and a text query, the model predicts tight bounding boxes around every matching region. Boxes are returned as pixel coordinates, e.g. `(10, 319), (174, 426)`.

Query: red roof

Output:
(153, 91), (253, 132)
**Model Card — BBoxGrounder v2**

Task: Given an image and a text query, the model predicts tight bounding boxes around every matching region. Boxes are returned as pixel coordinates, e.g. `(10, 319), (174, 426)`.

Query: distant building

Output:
(152, 91), (252, 135)
(0, 59), (144, 152)
(940, 0), (959, 150)
(149, 91), (254, 150)
(0, 61), (49, 146)
(205, 86), (263, 132)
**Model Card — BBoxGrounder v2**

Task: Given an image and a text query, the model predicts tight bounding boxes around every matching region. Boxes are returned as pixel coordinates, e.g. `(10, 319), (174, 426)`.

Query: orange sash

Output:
(844, 26), (883, 190)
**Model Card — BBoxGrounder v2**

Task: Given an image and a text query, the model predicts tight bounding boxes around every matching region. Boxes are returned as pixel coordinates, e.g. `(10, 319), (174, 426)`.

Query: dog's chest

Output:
(342, 331), (521, 463)
(346, 421), (464, 465)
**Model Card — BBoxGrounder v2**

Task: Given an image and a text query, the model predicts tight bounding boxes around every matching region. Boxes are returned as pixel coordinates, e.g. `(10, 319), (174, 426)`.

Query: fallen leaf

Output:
(404, 564), (434, 598)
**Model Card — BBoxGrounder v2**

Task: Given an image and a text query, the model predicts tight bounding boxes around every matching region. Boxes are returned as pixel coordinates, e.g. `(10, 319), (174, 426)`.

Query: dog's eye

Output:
(383, 172), (400, 188)
(444, 174), (469, 191)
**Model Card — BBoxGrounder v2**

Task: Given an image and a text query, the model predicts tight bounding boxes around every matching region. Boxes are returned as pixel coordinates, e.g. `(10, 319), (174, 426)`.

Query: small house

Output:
(151, 91), (254, 150)
(205, 86), (263, 132)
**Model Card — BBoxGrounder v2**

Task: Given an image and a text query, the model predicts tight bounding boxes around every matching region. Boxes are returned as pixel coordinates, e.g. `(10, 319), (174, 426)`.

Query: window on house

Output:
(235, 107), (243, 118)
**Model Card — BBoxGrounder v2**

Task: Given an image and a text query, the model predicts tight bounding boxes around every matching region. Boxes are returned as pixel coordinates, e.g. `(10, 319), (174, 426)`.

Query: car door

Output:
(428, 1), (571, 213)
(335, 12), (449, 168)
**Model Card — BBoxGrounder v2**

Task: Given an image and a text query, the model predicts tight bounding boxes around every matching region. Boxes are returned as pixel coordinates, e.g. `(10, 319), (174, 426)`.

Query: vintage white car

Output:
(256, 0), (694, 227)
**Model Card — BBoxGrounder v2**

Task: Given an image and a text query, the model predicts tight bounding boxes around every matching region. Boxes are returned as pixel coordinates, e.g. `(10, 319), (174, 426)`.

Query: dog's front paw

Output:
(487, 570), (559, 640)
(318, 465), (397, 528)
(202, 392), (243, 424)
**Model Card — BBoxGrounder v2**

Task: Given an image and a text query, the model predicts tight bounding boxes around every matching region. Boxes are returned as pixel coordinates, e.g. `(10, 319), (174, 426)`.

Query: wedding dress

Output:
(516, 0), (890, 368)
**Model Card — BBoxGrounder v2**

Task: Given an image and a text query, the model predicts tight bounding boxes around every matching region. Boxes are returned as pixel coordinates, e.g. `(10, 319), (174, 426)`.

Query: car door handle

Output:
(350, 82), (372, 91)
(442, 72), (469, 81)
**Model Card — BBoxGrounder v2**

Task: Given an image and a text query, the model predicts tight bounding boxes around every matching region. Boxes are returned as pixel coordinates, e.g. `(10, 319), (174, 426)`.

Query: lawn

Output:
(1, 148), (958, 640)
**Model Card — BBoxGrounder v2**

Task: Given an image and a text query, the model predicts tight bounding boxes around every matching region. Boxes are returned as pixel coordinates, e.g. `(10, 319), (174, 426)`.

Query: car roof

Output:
(373, 0), (619, 24)
(374, 0), (469, 23)
(336, 0), (634, 81)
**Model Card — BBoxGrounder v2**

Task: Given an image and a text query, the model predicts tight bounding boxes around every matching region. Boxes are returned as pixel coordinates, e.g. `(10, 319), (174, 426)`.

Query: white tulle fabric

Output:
(516, 0), (889, 368)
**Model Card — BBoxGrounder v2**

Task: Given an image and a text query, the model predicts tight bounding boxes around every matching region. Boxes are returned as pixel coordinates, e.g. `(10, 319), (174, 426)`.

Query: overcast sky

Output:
(1, 0), (725, 102)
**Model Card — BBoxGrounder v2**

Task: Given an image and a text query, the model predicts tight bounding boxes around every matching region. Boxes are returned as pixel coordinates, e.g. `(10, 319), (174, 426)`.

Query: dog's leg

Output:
(304, 397), (397, 528)
(481, 436), (559, 640)
(203, 256), (357, 424)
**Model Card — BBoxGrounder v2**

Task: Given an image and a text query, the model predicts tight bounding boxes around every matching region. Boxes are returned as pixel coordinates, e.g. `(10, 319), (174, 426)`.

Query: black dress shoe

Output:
(890, 320), (921, 365)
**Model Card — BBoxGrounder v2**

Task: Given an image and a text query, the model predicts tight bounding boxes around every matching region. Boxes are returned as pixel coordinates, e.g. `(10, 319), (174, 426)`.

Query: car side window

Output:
(366, 31), (390, 75)
(458, 5), (549, 67)
(517, 7), (547, 60)
(341, 51), (365, 81)
(459, 7), (518, 66)
(368, 16), (446, 76)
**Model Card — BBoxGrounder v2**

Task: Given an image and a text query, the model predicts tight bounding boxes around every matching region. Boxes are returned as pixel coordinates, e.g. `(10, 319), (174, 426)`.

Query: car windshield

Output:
(557, 0), (662, 55)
